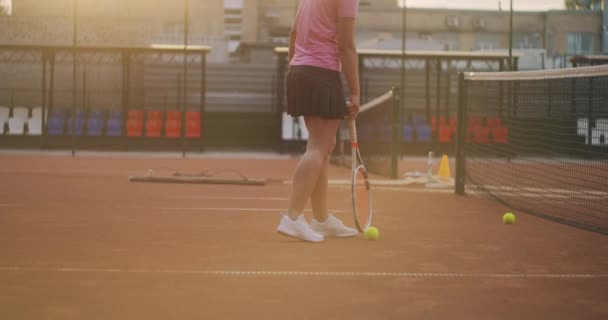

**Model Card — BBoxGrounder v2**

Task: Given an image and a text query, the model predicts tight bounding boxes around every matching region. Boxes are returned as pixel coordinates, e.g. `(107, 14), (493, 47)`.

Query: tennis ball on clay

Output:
(502, 212), (516, 224)
(364, 226), (380, 240)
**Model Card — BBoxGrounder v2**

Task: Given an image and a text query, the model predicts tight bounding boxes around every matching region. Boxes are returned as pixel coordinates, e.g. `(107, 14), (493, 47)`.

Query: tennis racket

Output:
(347, 90), (395, 232)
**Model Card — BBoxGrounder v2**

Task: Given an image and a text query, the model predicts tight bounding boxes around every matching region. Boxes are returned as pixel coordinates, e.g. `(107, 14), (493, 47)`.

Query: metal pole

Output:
(455, 72), (467, 195)
(71, 0), (77, 157)
(509, 0), (514, 70)
(400, 0), (406, 118)
(182, 0), (189, 158)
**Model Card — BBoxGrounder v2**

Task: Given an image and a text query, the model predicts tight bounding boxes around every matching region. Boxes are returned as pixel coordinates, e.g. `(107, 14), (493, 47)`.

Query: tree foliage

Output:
(565, 0), (593, 10)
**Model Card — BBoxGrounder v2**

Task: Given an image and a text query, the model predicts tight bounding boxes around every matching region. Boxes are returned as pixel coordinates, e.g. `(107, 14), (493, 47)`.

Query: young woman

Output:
(277, 0), (360, 242)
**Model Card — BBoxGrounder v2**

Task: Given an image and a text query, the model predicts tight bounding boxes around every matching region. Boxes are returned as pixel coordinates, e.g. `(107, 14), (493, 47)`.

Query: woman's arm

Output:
(338, 17), (360, 118)
(288, 6), (301, 62)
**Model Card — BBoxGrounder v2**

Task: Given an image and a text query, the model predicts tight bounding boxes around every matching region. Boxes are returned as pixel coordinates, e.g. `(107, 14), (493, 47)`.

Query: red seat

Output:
(469, 117), (483, 128)
(127, 119), (143, 137)
(147, 110), (163, 121)
(439, 125), (452, 143)
(145, 119), (162, 137)
(431, 116), (447, 132)
(166, 111), (181, 121)
(473, 126), (490, 144)
(128, 110), (144, 121)
(165, 119), (182, 138)
(492, 126), (508, 144)
(185, 120), (201, 138)
(186, 111), (201, 121)
(487, 117), (502, 128)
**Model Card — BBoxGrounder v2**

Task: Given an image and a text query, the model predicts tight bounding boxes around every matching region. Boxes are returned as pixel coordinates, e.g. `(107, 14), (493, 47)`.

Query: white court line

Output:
(168, 195), (289, 201)
(0, 203), (346, 214)
(0, 266), (605, 279)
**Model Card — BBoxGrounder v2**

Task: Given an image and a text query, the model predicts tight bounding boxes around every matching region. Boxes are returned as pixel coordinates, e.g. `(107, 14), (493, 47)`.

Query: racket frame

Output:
(348, 119), (373, 232)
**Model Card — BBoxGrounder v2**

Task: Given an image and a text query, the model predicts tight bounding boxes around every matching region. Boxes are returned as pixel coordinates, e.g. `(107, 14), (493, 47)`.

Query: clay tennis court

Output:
(1, 151), (607, 319)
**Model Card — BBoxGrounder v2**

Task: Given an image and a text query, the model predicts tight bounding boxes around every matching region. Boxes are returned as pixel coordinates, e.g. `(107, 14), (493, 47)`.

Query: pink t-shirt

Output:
(290, 0), (359, 72)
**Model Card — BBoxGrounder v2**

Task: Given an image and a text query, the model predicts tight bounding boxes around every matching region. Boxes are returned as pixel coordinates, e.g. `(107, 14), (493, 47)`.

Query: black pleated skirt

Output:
(286, 65), (347, 119)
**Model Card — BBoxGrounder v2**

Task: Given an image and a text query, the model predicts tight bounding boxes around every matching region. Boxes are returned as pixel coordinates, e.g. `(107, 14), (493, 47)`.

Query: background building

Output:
(0, 0), (606, 65)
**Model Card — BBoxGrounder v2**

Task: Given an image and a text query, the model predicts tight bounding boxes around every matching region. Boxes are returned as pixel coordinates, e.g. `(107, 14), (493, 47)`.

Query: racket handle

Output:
(348, 119), (358, 145)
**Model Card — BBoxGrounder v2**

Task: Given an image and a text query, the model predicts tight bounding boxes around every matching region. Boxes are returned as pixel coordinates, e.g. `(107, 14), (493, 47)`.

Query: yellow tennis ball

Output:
(502, 212), (516, 224)
(364, 227), (379, 240)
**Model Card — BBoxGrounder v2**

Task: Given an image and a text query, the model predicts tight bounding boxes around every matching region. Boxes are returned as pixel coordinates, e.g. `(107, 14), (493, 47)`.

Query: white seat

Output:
(596, 118), (608, 130)
(591, 128), (607, 146)
(577, 118), (588, 136)
(12, 106), (29, 121)
(31, 106), (44, 121)
(27, 117), (42, 136)
(8, 117), (26, 135)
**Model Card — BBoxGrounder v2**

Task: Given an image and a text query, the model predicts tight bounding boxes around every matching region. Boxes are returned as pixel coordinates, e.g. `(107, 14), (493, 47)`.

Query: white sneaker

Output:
(277, 214), (324, 242)
(310, 214), (359, 238)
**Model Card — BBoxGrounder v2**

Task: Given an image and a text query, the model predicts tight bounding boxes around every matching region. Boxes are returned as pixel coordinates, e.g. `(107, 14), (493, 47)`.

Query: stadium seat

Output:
(186, 111), (201, 121)
(48, 116), (65, 136)
(402, 124), (414, 142)
(128, 109), (144, 121)
(109, 110), (122, 120)
(492, 126), (508, 144)
(27, 117), (42, 136)
(412, 114), (426, 125)
(439, 125), (452, 143)
(31, 107), (44, 121)
(431, 116), (447, 131)
(185, 119), (201, 138)
(597, 119), (608, 130)
(146, 110), (163, 121)
(415, 124), (432, 142)
(468, 117), (483, 128)
(487, 117), (502, 128)
(8, 117), (26, 135)
(87, 112), (105, 137)
(145, 119), (162, 137)
(106, 118), (122, 137)
(127, 119), (144, 137)
(66, 113), (86, 136)
(166, 110), (182, 121)
(591, 128), (607, 146)
(165, 119), (182, 138)
(473, 126), (491, 144)
(12, 106), (29, 120)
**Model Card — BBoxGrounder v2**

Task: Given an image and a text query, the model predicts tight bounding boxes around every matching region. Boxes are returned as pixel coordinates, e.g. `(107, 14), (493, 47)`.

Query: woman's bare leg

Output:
(286, 116), (341, 220)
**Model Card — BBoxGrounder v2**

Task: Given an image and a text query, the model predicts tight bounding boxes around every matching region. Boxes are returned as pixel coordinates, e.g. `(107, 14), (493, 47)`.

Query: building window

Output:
(568, 33), (595, 55)
(515, 33), (541, 50)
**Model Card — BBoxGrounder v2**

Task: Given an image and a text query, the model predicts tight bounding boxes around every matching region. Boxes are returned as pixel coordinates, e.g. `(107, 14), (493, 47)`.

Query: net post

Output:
(455, 72), (467, 195)
(391, 87), (400, 180)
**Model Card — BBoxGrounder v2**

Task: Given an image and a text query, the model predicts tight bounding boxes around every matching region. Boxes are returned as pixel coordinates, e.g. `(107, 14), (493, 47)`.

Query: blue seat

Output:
(86, 111), (105, 136)
(87, 119), (104, 136)
(402, 124), (414, 142)
(66, 112), (86, 136)
(415, 124), (432, 142)
(109, 110), (122, 120)
(106, 118), (122, 136)
(50, 109), (68, 118)
(412, 115), (427, 125)
(48, 117), (65, 136)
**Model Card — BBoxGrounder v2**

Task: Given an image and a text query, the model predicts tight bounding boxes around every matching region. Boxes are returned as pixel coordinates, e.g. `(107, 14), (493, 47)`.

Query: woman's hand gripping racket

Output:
(346, 90), (394, 232)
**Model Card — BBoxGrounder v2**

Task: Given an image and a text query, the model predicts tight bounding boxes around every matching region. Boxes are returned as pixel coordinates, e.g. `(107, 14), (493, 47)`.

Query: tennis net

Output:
(455, 65), (608, 234)
(331, 88), (400, 179)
